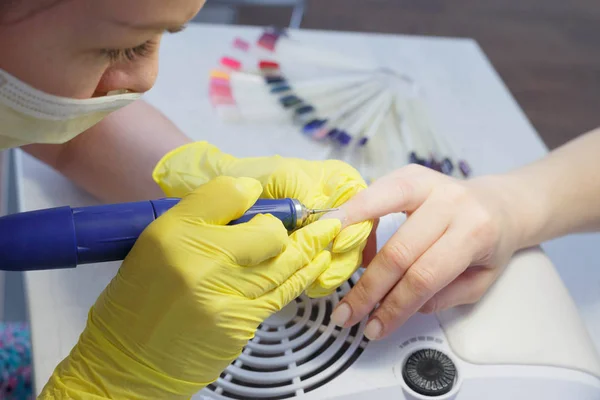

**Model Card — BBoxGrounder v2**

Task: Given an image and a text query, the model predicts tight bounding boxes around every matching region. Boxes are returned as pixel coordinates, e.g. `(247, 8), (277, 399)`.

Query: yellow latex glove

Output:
(152, 141), (373, 298)
(39, 176), (340, 400)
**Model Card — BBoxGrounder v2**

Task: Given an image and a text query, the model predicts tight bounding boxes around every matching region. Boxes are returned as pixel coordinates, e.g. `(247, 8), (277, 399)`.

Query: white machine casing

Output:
(195, 213), (600, 400)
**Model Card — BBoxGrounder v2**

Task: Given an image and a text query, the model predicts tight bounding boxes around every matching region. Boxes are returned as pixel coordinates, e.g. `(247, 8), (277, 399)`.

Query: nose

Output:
(94, 52), (159, 95)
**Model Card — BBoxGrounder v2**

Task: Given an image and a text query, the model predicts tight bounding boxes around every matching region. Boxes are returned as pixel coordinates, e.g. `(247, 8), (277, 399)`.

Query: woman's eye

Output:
(102, 41), (154, 64)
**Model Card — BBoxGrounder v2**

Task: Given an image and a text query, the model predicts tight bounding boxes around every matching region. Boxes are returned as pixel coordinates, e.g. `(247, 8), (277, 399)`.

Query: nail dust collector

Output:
(194, 213), (600, 400)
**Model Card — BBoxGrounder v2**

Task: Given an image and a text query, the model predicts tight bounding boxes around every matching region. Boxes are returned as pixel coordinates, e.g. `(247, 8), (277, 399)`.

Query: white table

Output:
(14, 23), (600, 394)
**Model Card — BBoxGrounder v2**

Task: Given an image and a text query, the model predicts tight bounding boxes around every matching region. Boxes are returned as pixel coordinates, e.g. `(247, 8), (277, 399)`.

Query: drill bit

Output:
(307, 207), (338, 215)
(293, 200), (341, 229)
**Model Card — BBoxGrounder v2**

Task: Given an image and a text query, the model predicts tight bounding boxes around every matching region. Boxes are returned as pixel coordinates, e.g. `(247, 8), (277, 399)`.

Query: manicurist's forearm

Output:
(23, 100), (191, 203)
(505, 127), (600, 248)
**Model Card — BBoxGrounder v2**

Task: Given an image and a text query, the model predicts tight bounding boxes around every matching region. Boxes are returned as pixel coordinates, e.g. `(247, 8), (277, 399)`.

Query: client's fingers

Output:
(363, 225), (476, 340)
(361, 218), (380, 266)
(418, 267), (500, 314)
(331, 194), (453, 328)
(322, 165), (444, 227)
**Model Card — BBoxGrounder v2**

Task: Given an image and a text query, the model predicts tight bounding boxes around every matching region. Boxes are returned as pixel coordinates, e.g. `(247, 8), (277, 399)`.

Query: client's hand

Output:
(152, 141), (374, 298)
(39, 176), (340, 399)
(328, 164), (523, 340)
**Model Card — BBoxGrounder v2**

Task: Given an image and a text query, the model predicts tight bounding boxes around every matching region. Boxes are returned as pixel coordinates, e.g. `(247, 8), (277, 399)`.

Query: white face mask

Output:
(0, 68), (142, 150)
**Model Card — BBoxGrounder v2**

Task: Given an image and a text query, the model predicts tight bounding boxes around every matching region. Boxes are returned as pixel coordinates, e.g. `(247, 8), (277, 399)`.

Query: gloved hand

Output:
(152, 141), (374, 298)
(38, 176), (341, 400)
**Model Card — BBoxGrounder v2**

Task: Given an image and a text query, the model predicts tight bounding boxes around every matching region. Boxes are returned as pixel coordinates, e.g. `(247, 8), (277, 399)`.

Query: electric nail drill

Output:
(0, 198), (336, 272)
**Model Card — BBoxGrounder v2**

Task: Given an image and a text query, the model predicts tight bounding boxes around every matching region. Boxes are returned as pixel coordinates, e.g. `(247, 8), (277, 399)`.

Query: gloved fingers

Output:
(305, 248), (363, 298)
(322, 159), (366, 186)
(222, 214), (289, 266)
(261, 163), (322, 208)
(253, 219), (341, 294)
(323, 181), (366, 210)
(331, 220), (373, 253)
(285, 219), (341, 268)
(173, 176), (263, 226)
(317, 182), (371, 253)
(152, 142), (237, 197)
(219, 155), (286, 187)
(261, 250), (331, 309)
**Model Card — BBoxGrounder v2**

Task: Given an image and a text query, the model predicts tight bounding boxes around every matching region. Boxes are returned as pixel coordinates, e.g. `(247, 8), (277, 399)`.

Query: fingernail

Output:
(331, 303), (351, 326)
(321, 209), (349, 229)
(364, 318), (382, 340)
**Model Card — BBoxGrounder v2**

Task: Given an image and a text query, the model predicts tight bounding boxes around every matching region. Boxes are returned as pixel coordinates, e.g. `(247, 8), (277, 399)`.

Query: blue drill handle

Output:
(0, 198), (299, 272)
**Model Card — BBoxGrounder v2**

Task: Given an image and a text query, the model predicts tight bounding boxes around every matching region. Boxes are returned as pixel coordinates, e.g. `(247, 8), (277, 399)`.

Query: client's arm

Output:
(22, 100), (191, 202)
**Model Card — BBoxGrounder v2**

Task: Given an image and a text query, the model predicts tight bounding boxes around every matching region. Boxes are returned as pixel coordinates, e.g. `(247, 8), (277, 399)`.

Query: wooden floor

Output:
(236, 0), (600, 149)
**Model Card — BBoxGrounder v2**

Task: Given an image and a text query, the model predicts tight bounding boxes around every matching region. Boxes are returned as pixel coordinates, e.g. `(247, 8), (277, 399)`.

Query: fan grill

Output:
(201, 275), (368, 399)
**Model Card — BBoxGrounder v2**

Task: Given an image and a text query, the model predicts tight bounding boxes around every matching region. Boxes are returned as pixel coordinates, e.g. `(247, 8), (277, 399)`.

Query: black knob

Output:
(402, 349), (456, 396)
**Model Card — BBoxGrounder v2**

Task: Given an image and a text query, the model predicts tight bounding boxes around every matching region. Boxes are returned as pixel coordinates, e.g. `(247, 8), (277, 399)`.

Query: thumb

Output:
(171, 176), (263, 226)
(223, 214), (289, 266)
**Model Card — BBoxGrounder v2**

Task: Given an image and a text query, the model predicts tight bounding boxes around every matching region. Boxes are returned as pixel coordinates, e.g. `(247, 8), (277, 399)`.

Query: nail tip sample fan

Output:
(207, 28), (472, 184)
